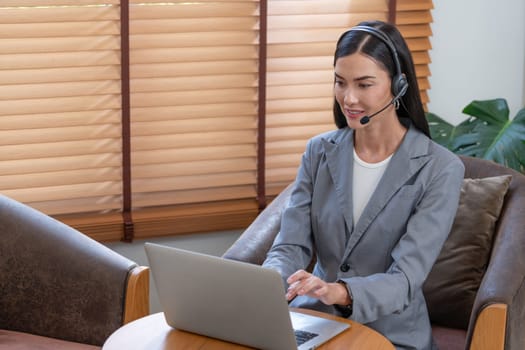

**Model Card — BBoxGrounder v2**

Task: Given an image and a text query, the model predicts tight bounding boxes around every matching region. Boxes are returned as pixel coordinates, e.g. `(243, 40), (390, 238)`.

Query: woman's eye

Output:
(359, 83), (372, 88)
(335, 80), (344, 86)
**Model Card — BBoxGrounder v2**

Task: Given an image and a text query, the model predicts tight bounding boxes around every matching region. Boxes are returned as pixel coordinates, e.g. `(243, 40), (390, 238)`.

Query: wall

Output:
(427, 0), (525, 124)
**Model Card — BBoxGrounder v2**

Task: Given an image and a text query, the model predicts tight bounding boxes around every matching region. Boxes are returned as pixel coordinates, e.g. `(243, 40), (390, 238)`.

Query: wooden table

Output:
(103, 308), (395, 350)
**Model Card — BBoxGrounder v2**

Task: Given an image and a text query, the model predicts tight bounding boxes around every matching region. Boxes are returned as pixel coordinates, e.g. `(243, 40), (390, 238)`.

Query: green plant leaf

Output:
(427, 113), (482, 151)
(454, 100), (525, 172)
(462, 98), (509, 125)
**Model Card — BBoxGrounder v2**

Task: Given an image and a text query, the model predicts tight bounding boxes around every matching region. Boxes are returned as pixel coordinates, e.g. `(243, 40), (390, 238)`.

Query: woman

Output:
(262, 20), (464, 350)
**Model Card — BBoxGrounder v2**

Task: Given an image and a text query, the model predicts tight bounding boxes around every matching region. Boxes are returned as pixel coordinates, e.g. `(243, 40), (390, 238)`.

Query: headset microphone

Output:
(359, 86), (406, 125)
(359, 99), (393, 125)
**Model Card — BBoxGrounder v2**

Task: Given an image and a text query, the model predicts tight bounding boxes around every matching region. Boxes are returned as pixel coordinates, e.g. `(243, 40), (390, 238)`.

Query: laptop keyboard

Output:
(294, 329), (319, 346)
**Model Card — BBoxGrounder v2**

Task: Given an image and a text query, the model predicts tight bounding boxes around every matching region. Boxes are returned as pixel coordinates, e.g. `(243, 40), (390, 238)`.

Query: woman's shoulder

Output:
(428, 138), (464, 167)
(405, 124), (462, 167)
(424, 139), (465, 181)
(404, 125), (465, 177)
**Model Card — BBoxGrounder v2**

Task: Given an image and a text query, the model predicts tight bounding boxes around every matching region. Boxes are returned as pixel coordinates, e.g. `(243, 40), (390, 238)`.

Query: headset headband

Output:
(347, 25), (408, 97)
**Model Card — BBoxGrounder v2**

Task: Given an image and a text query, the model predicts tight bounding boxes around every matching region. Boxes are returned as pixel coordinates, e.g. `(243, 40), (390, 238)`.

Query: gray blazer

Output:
(263, 124), (465, 350)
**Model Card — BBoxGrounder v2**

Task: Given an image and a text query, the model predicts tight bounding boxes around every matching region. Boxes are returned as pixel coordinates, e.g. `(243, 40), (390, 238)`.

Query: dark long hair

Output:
(332, 20), (430, 137)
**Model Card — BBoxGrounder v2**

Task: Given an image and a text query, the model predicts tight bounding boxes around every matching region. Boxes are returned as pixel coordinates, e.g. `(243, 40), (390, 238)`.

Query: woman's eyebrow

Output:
(354, 75), (376, 81)
(334, 72), (376, 81)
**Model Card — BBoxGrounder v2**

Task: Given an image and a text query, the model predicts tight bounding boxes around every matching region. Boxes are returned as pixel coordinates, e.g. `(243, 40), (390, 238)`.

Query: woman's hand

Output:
(286, 270), (351, 306)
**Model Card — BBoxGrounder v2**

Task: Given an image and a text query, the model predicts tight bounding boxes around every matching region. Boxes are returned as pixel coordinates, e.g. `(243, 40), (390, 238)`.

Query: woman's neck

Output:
(353, 117), (407, 163)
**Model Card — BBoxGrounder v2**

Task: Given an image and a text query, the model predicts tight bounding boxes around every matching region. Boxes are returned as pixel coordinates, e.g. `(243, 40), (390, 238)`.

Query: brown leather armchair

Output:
(223, 156), (525, 350)
(0, 195), (149, 349)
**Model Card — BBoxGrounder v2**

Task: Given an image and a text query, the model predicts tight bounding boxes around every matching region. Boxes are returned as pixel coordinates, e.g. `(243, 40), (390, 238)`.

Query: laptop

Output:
(144, 242), (350, 350)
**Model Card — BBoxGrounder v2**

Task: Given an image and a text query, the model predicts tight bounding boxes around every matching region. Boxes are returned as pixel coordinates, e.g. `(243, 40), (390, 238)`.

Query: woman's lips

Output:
(345, 109), (365, 119)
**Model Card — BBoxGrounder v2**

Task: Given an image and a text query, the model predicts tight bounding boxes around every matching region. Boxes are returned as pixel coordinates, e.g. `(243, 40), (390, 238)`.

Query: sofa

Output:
(0, 195), (149, 349)
(223, 155), (525, 350)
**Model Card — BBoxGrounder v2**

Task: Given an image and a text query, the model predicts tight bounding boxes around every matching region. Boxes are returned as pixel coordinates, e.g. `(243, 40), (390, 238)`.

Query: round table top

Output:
(103, 308), (395, 350)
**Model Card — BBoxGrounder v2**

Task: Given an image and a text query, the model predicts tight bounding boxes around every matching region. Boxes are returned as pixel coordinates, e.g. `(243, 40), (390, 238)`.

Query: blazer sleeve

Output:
(342, 152), (465, 324)
(262, 138), (317, 287)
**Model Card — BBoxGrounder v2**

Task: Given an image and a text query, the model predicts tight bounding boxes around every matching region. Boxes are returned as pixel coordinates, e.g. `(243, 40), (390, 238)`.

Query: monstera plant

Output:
(427, 98), (525, 173)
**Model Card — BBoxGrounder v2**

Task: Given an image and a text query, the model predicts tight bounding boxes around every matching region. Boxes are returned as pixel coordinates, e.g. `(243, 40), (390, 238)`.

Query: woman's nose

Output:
(344, 89), (358, 104)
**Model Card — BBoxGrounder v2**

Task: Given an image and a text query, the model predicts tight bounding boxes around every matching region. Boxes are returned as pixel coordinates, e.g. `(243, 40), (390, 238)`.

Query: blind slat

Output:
(131, 47), (258, 64)
(133, 145), (256, 165)
(131, 117), (256, 135)
(132, 103), (257, 121)
(268, 13), (386, 29)
(131, 88), (257, 107)
(0, 168), (121, 190)
(267, 112), (332, 126)
(0, 126), (119, 145)
(132, 131), (257, 151)
(131, 61), (258, 78)
(0, 67), (120, 85)
(0, 6), (119, 24)
(2, 182), (122, 203)
(131, 18), (257, 34)
(0, 110), (120, 129)
(133, 171), (255, 193)
(133, 158), (256, 178)
(269, 0), (387, 15)
(130, 3), (259, 19)
(397, 0), (434, 11)
(131, 32), (257, 49)
(267, 72), (333, 86)
(0, 81), (120, 100)
(0, 154), (121, 175)
(0, 95), (121, 116)
(0, 140), (120, 160)
(0, 36), (120, 54)
(0, 21), (119, 38)
(0, 51), (119, 70)
(266, 97), (333, 113)
(132, 185), (256, 208)
(1, 1), (120, 6)
(266, 125), (334, 142)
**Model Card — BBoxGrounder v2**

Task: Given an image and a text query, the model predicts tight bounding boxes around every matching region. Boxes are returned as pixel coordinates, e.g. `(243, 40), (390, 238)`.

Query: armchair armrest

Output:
(470, 303), (507, 350)
(123, 265), (150, 324)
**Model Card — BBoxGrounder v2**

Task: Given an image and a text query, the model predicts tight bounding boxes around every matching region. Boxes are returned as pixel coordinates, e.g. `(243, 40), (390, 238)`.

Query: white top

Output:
(352, 149), (393, 223)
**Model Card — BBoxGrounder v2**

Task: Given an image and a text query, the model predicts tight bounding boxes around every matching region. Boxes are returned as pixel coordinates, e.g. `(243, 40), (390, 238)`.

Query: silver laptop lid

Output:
(145, 242), (298, 349)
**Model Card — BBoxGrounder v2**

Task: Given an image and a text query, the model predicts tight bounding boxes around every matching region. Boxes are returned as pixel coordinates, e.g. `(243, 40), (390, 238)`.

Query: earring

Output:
(394, 99), (400, 110)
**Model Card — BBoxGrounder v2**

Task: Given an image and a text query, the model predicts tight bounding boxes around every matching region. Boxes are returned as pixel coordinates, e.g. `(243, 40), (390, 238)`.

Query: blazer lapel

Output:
(343, 125), (431, 258)
(322, 128), (355, 238)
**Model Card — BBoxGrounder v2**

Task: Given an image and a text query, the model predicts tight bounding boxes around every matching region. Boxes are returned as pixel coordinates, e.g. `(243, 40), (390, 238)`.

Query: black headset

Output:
(348, 25), (409, 99)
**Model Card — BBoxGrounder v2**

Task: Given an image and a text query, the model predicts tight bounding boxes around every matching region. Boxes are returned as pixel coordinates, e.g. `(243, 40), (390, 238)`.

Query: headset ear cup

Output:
(392, 73), (408, 97)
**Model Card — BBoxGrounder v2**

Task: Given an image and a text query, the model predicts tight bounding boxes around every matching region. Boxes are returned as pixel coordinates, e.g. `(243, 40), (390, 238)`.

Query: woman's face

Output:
(334, 52), (393, 128)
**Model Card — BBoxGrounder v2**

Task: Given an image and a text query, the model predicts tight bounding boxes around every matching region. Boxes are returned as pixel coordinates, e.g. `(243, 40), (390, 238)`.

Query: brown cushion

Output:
(423, 175), (512, 329)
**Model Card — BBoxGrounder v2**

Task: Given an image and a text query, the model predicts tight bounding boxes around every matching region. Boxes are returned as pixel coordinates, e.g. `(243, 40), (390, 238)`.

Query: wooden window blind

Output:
(0, 1), (123, 220)
(0, 0), (435, 241)
(127, 0), (260, 238)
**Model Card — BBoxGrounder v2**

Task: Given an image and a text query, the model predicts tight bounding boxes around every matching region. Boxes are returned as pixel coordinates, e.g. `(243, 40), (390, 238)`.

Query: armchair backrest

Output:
(0, 195), (139, 346)
(457, 156), (525, 350)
